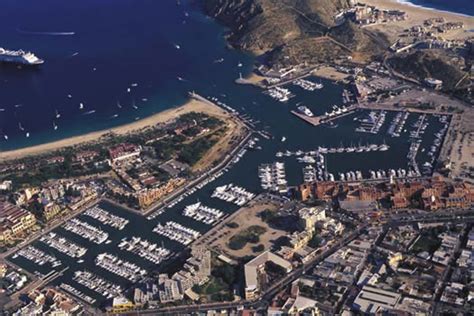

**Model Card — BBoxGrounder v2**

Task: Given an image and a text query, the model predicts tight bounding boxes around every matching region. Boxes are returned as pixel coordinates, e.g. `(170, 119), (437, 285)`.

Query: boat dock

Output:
(291, 104), (358, 126)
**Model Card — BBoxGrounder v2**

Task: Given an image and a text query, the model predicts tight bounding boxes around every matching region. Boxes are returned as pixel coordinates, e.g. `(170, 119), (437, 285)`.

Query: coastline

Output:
(0, 98), (230, 162)
(360, 0), (474, 40)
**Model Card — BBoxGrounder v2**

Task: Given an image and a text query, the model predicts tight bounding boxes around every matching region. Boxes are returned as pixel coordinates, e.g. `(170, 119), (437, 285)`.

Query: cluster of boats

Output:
(95, 253), (146, 282)
(63, 218), (109, 245)
(337, 170), (364, 181)
(153, 221), (201, 246)
(40, 232), (87, 258)
(407, 139), (422, 176)
(73, 270), (122, 299)
(409, 114), (429, 139)
(258, 162), (288, 194)
(14, 246), (61, 268)
(293, 78), (323, 91)
(266, 86), (294, 103)
(387, 111), (409, 137)
(355, 110), (387, 134)
(276, 142), (389, 158)
(324, 105), (350, 118)
(212, 184), (255, 206)
(183, 202), (224, 225)
(83, 206), (129, 230)
(368, 168), (418, 180)
(303, 166), (317, 182)
(297, 105), (314, 117)
(60, 283), (96, 305)
(118, 237), (171, 264)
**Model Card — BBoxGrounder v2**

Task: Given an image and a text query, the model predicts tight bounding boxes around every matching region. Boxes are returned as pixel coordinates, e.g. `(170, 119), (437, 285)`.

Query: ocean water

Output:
(0, 0), (254, 150)
(400, 0), (474, 16)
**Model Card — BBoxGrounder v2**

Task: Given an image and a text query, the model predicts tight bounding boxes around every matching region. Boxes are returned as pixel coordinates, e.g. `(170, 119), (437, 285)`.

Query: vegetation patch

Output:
(228, 225), (267, 250)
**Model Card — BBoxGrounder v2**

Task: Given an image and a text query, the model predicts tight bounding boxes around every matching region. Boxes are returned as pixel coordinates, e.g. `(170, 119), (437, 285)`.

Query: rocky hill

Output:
(387, 50), (469, 91)
(202, 0), (389, 67)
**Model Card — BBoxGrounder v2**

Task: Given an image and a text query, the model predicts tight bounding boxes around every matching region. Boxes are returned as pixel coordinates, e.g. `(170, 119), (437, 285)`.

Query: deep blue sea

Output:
(402, 0), (474, 16)
(0, 0), (255, 150)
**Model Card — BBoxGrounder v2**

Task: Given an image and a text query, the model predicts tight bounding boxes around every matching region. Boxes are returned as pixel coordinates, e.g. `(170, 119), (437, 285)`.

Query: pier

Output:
(290, 104), (358, 126)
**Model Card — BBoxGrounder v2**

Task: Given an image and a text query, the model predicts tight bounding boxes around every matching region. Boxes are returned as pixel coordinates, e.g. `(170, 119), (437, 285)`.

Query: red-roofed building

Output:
(108, 143), (141, 163)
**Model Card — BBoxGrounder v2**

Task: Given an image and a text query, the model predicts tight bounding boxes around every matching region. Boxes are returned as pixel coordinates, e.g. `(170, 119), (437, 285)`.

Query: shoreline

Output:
(360, 0), (474, 40)
(393, 0), (473, 18)
(0, 98), (230, 162)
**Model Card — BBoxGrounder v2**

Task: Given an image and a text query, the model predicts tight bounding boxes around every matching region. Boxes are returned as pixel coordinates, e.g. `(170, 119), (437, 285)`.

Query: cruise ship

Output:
(0, 47), (44, 65)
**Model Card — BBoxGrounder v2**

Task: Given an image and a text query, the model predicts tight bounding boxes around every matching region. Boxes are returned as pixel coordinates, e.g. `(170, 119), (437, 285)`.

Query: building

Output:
(299, 207), (326, 231)
(108, 143), (141, 163)
(0, 202), (36, 242)
(353, 285), (401, 314)
(245, 251), (292, 300)
(43, 203), (62, 222)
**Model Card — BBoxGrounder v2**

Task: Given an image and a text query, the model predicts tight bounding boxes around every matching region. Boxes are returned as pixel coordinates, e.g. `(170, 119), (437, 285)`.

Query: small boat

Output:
(55, 110), (61, 119)
(238, 62), (243, 67)
(0, 108), (5, 111)
(26, 132), (30, 138)
(141, 98), (148, 102)
(67, 94), (72, 99)
(281, 136), (286, 142)
(18, 122), (25, 131)
(14, 104), (22, 108)
(79, 102), (84, 110)
(131, 83), (138, 87)
(117, 101), (122, 109)
(3, 134), (8, 140)
(53, 122), (58, 130)
(83, 110), (96, 115)
(214, 58), (224, 63)
(174, 44), (181, 50)
(111, 114), (119, 118)
(127, 88), (131, 93)
(77, 259), (84, 263)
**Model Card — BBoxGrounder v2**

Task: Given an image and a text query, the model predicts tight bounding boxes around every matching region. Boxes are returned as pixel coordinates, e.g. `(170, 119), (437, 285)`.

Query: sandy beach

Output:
(360, 0), (474, 41)
(0, 98), (230, 162)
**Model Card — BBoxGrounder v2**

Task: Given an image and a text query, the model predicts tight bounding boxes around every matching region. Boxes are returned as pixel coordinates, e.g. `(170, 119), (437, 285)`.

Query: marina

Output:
(59, 283), (96, 305)
(258, 162), (288, 194)
(83, 206), (129, 230)
(63, 218), (109, 244)
(118, 237), (171, 264)
(73, 270), (122, 299)
(153, 221), (201, 246)
(211, 184), (255, 206)
(183, 202), (224, 225)
(40, 232), (87, 258)
(95, 253), (146, 282)
(265, 86), (294, 102)
(355, 110), (387, 134)
(14, 246), (62, 268)
(293, 78), (323, 91)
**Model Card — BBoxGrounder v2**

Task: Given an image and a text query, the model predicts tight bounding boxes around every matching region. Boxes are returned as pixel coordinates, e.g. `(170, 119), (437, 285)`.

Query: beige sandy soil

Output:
(0, 99), (230, 162)
(313, 66), (350, 81)
(360, 0), (474, 41)
(206, 201), (287, 259)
